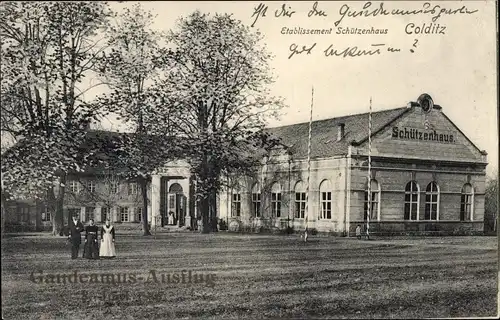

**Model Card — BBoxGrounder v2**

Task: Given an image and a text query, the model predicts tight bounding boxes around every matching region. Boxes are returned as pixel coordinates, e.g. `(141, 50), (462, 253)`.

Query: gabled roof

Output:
(265, 107), (409, 159)
(76, 130), (188, 175)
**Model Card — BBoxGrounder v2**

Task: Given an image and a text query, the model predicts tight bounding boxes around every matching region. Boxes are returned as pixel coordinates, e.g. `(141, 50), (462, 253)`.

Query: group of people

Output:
(68, 214), (116, 259)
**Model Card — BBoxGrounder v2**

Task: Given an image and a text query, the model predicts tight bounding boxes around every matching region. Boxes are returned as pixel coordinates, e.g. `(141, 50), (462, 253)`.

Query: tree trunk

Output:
(200, 196), (210, 234)
(51, 181), (64, 236)
(139, 177), (151, 236)
(1, 191), (6, 238)
(209, 188), (218, 232)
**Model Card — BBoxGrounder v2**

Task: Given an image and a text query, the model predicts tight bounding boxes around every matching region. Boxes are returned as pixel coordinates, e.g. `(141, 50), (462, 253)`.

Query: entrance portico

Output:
(150, 161), (191, 229)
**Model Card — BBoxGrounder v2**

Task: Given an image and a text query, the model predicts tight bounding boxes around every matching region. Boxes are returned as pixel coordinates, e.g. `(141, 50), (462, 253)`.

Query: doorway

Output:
(168, 183), (186, 227)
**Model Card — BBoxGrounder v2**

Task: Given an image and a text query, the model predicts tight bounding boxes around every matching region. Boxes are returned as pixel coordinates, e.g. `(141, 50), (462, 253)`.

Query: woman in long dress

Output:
(83, 219), (99, 259)
(99, 219), (116, 258)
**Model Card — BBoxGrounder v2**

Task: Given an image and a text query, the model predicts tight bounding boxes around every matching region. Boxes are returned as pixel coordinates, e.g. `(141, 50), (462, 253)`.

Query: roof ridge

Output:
(266, 106), (408, 129)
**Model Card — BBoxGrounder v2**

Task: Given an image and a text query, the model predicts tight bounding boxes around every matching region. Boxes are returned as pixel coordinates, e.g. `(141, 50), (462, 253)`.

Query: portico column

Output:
(151, 175), (161, 228)
(80, 207), (85, 223)
(184, 177), (191, 229)
(95, 206), (102, 223)
(112, 207), (119, 223)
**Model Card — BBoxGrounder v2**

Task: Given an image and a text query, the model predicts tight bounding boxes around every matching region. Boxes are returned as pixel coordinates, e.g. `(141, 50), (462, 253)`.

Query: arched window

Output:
(271, 182), (282, 218)
(69, 180), (79, 193)
(319, 179), (332, 220)
(294, 181), (306, 219)
(425, 182), (439, 220)
(460, 183), (474, 221)
(364, 179), (380, 221)
(251, 183), (261, 218)
(404, 181), (420, 220)
(231, 184), (241, 217)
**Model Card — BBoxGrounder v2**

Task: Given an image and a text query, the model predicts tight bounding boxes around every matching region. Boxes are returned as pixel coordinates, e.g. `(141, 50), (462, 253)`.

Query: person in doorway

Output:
(83, 219), (99, 259)
(168, 211), (175, 225)
(68, 213), (84, 259)
(99, 219), (116, 259)
(355, 225), (362, 240)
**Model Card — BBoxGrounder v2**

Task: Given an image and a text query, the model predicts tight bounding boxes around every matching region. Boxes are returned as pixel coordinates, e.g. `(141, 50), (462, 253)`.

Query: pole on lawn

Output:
(366, 97), (372, 240)
(304, 86), (314, 242)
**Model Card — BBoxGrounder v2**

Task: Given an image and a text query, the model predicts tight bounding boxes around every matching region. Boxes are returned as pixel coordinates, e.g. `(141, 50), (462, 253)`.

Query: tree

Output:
(98, 4), (178, 236)
(485, 174), (498, 233)
(0, 2), (111, 235)
(157, 11), (285, 233)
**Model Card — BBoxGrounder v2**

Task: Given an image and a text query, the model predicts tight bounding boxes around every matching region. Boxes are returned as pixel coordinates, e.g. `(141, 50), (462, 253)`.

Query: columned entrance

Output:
(159, 178), (188, 227)
(168, 183), (186, 227)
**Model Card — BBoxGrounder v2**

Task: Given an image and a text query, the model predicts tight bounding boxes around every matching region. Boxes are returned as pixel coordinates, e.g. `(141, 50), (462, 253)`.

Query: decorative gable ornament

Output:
(417, 93), (434, 114)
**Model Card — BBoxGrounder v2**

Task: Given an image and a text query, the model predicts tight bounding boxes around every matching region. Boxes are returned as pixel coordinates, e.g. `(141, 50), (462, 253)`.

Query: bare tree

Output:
(97, 3), (180, 236)
(156, 11), (285, 233)
(0, 2), (111, 235)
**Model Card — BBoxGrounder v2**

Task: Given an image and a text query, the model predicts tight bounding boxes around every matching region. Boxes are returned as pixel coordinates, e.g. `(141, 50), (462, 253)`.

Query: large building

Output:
(3, 94), (489, 235)
(219, 94), (488, 235)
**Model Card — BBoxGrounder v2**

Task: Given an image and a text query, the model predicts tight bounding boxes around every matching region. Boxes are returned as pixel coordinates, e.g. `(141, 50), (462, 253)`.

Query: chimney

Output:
(337, 123), (345, 141)
(82, 121), (91, 131)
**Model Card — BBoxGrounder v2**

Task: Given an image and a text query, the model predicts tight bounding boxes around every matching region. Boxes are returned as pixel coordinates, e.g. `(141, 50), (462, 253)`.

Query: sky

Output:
(98, 1), (498, 177)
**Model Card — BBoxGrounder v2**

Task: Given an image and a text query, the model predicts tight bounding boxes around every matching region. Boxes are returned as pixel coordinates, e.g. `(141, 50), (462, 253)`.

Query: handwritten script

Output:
(289, 42), (401, 59)
(250, 1), (479, 59)
(251, 1), (478, 27)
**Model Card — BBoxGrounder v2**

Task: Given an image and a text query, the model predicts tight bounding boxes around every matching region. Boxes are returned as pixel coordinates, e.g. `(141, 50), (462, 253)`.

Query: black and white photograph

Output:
(1, 1), (498, 319)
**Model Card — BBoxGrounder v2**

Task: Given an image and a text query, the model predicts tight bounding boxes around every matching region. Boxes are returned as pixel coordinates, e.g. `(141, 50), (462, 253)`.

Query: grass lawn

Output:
(1, 233), (498, 319)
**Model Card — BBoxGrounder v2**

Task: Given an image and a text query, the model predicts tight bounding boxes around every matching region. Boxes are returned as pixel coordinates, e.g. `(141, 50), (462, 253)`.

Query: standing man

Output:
(68, 213), (84, 259)
(355, 225), (362, 240)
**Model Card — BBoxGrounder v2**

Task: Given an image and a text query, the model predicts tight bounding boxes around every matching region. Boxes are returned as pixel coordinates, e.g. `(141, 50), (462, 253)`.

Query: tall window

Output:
(86, 181), (96, 193)
(425, 182), (439, 220)
(364, 179), (380, 221)
(404, 181), (419, 220)
(68, 208), (80, 221)
(85, 207), (95, 222)
(136, 207), (143, 222)
(294, 181), (306, 219)
(19, 206), (30, 222)
(69, 180), (79, 193)
(169, 194), (175, 210)
(120, 207), (129, 222)
(319, 180), (332, 220)
(42, 209), (51, 222)
(231, 192), (241, 217)
(101, 207), (110, 222)
(271, 183), (282, 218)
(128, 183), (137, 196)
(251, 184), (261, 218)
(110, 182), (119, 194)
(460, 183), (474, 221)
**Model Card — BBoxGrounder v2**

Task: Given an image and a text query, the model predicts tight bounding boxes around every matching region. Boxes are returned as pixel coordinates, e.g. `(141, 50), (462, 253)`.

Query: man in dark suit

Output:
(68, 213), (84, 259)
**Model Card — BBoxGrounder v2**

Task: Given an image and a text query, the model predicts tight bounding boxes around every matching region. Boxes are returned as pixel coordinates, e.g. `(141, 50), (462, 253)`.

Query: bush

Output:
(218, 219), (227, 231)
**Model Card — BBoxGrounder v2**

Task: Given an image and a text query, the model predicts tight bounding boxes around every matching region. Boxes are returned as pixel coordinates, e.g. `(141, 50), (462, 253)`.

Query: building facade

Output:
(218, 94), (488, 235)
(3, 160), (194, 232)
(3, 94), (489, 235)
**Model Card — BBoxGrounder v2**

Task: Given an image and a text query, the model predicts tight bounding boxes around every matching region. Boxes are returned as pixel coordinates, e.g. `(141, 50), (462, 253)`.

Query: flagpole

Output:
(304, 86), (314, 242)
(367, 97), (372, 239)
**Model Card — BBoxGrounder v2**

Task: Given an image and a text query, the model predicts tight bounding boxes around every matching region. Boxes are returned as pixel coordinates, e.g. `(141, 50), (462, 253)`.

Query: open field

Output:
(1, 233), (498, 319)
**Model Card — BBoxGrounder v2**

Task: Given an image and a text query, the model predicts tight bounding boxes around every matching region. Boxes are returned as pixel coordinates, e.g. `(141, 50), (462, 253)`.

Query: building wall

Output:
(4, 105), (489, 235)
(353, 106), (486, 163)
(345, 104), (487, 235)
(219, 156), (348, 233)
(4, 201), (51, 232)
(62, 175), (146, 225)
(348, 159), (486, 234)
